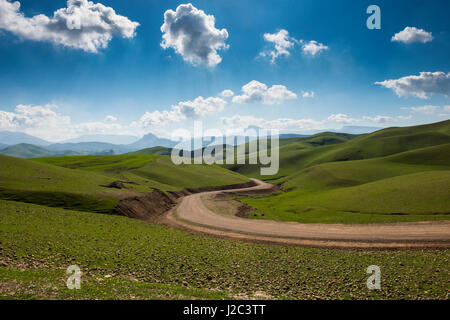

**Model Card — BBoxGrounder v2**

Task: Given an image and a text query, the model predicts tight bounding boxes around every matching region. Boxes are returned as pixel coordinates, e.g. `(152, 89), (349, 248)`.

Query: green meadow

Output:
(1, 200), (448, 299)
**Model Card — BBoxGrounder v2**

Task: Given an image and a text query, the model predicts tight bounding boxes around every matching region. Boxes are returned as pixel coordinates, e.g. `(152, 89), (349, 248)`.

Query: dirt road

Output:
(165, 179), (450, 249)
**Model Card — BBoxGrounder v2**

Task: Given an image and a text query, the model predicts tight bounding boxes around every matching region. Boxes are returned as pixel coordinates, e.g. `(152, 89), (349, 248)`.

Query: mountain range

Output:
(0, 125), (382, 158)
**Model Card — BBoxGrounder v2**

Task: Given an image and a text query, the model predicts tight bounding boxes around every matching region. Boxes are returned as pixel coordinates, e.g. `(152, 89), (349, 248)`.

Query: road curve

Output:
(165, 179), (450, 249)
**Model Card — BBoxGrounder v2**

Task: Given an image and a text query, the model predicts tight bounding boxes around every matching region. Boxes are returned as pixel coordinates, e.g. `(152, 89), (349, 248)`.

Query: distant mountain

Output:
(129, 133), (177, 149)
(0, 131), (50, 146)
(340, 126), (382, 134)
(0, 143), (7, 150)
(47, 142), (134, 154)
(63, 134), (139, 145)
(0, 143), (82, 158)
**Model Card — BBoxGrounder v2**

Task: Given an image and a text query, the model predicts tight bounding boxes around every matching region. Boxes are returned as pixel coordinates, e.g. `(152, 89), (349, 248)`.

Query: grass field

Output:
(1, 200), (448, 299)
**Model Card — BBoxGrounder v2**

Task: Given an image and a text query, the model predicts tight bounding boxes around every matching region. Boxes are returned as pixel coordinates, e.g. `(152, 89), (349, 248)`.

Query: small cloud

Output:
(259, 29), (327, 63)
(391, 27), (433, 44)
(260, 29), (295, 63)
(220, 89), (234, 98)
(375, 72), (450, 99)
(232, 80), (297, 105)
(160, 3), (229, 67)
(301, 91), (315, 98)
(302, 40), (328, 56)
(104, 115), (117, 122)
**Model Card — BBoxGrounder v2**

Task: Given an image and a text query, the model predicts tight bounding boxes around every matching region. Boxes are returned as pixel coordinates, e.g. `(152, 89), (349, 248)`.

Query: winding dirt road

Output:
(165, 179), (450, 249)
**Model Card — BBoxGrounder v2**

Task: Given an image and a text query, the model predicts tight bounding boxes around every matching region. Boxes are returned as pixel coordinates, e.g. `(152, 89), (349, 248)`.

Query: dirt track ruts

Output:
(164, 179), (450, 249)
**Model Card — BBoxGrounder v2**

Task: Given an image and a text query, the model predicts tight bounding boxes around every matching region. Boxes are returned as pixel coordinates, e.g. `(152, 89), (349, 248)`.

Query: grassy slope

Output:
(0, 155), (122, 213)
(33, 155), (249, 192)
(128, 146), (172, 155)
(0, 154), (249, 213)
(1, 199), (448, 299)
(229, 119), (450, 182)
(237, 121), (450, 224)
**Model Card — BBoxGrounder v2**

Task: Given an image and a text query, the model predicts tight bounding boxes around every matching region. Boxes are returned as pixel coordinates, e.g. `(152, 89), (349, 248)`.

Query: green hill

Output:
(0, 155), (121, 213)
(33, 154), (249, 191)
(228, 119), (450, 183)
(242, 170), (450, 224)
(236, 120), (450, 224)
(0, 153), (249, 214)
(128, 146), (172, 155)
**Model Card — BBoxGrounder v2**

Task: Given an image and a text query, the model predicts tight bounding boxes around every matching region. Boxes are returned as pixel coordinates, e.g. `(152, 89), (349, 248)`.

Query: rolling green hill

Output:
(0, 155), (122, 213)
(0, 154), (249, 214)
(228, 119), (450, 182)
(236, 120), (450, 224)
(33, 154), (249, 191)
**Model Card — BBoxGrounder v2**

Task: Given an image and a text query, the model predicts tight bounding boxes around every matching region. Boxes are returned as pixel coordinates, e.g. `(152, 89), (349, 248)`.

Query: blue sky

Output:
(0, 0), (449, 141)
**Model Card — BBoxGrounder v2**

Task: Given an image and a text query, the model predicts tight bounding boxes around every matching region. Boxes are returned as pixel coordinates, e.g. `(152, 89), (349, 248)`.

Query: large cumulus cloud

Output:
(232, 80), (297, 105)
(160, 3), (229, 67)
(0, 0), (139, 52)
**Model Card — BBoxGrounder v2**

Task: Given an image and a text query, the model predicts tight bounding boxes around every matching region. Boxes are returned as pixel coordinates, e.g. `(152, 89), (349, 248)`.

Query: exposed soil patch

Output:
(235, 203), (255, 218)
(101, 181), (130, 190)
(110, 190), (175, 221)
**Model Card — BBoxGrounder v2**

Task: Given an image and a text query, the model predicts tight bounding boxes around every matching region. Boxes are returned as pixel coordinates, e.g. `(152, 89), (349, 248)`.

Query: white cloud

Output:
(301, 91), (315, 98)
(139, 96), (227, 127)
(0, 104), (70, 129)
(0, 0), (139, 53)
(104, 115), (117, 122)
(444, 106), (450, 112)
(160, 3), (228, 67)
(302, 40), (328, 56)
(362, 115), (394, 124)
(259, 29), (328, 63)
(220, 89), (234, 98)
(0, 104), (134, 141)
(406, 105), (440, 114)
(232, 80), (297, 105)
(327, 113), (357, 124)
(260, 29), (295, 63)
(391, 27), (433, 44)
(375, 72), (450, 99)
